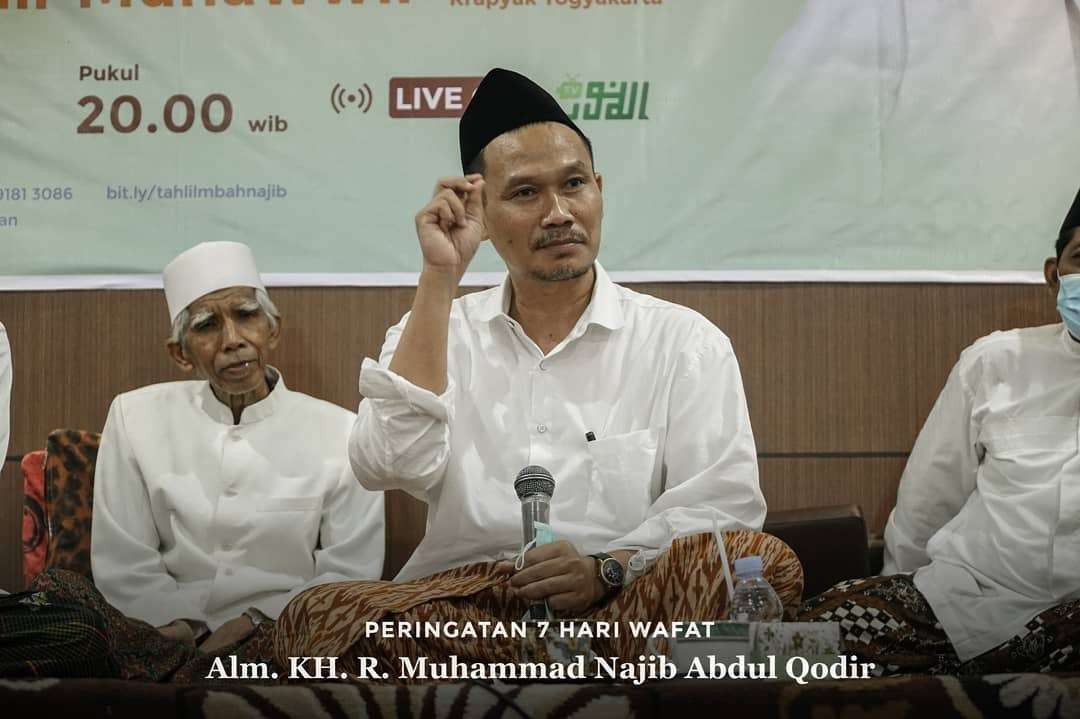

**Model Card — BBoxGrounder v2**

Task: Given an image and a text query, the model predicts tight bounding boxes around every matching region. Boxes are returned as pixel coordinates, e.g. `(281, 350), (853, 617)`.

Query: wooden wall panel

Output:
(0, 284), (1059, 456)
(0, 282), (1061, 591)
(635, 283), (1058, 452)
(384, 490), (427, 581)
(758, 456), (909, 538)
(0, 287), (420, 458)
(0, 461), (20, 592)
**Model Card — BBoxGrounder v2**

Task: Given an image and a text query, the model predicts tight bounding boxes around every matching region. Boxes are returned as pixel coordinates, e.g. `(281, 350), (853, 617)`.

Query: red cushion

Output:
(21, 450), (46, 587)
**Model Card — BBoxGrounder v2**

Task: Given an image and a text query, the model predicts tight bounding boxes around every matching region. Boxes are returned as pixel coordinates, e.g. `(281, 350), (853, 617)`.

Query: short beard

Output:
(529, 262), (592, 282)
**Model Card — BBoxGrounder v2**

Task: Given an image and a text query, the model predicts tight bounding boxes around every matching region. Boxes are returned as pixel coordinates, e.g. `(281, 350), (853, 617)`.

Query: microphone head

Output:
(514, 465), (555, 500)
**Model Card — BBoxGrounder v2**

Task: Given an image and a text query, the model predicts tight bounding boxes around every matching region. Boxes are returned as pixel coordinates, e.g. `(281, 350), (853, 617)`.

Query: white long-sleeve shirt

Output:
(91, 371), (385, 629)
(351, 263), (765, 581)
(0, 323), (10, 466)
(884, 323), (1080, 660)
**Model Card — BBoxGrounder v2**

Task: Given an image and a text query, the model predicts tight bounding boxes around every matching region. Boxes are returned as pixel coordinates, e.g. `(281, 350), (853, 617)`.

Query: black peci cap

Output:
(1059, 187), (1080, 257)
(1062, 188), (1080, 236)
(459, 67), (590, 172)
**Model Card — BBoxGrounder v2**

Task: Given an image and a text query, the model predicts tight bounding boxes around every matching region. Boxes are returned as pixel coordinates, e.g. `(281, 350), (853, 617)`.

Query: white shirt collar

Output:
(473, 262), (624, 331)
(197, 366), (286, 426)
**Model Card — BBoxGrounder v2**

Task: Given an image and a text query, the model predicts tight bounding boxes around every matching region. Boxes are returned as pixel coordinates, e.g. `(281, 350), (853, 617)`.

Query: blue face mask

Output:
(1057, 273), (1080, 339)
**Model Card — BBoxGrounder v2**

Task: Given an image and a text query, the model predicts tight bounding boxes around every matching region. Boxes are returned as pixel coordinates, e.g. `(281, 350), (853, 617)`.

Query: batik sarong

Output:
(274, 530), (803, 681)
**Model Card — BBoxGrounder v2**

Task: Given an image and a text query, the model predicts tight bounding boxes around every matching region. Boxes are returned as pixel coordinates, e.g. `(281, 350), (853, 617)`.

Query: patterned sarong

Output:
(0, 589), (114, 678)
(274, 530), (803, 680)
(798, 574), (1080, 676)
(8, 569), (280, 682)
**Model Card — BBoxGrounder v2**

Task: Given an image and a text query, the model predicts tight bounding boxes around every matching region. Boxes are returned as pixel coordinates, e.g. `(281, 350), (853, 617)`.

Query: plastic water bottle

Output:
(729, 555), (783, 621)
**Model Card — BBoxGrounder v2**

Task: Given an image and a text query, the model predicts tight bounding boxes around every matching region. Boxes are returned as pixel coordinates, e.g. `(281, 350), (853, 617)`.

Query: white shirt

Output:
(351, 264), (765, 581)
(91, 371), (385, 629)
(0, 323), (9, 466)
(884, 323), (1080, 660)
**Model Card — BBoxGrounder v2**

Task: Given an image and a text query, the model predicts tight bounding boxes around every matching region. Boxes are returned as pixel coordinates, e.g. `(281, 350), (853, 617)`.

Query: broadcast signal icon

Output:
(331, 83), (373, 114)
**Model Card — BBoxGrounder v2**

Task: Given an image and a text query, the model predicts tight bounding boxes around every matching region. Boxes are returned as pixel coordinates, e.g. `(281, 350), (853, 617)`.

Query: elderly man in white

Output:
(800, 188), (1080, 675)
(85, 241), (384, 663)
(0, 322), (9, 478)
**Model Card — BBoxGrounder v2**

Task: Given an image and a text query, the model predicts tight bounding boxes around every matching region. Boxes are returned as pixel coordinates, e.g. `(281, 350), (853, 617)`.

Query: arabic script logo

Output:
(555, 76), (650, 121)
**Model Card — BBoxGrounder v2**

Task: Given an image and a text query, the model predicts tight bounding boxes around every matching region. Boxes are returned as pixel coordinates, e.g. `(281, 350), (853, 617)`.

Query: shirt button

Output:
(539, 361), (547, 371)
(537, 424), (548, 434)
(224, 487), (238, 497)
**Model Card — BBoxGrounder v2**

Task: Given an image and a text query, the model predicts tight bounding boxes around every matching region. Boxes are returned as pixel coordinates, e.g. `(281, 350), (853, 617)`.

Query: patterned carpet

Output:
(4, 673), (1080, 718)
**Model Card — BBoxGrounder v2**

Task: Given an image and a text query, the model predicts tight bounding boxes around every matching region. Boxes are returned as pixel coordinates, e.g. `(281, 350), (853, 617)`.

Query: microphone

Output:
(514, 465), (556, 621)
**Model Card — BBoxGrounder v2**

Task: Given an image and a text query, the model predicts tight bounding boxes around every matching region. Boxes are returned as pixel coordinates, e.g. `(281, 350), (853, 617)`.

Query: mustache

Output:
(218, 356), (257, 370)
(531, 229), (588, 250)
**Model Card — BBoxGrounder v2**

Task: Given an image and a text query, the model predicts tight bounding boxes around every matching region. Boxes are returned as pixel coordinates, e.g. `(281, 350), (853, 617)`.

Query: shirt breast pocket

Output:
(978, 417), (1077, 488)
(585, 428), (661, 533)
(979, 417), (1077, 456)
(254, 495), (322, 549)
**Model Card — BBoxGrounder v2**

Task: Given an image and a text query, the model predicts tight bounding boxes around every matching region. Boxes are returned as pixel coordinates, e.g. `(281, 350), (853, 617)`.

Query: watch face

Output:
(601, 558), (624, 587)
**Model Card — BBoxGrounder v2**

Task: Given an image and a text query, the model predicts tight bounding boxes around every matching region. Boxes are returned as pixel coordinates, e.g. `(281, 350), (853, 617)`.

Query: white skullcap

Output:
(163, 241), (265, 323)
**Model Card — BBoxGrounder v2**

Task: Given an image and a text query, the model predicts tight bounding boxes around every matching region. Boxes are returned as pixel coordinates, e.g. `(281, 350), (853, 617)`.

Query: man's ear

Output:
(595, 173), (604, 221)
(1045, 257), (1060, 294)
(268, 315), (283, 351)
(167, 340), (194, 374)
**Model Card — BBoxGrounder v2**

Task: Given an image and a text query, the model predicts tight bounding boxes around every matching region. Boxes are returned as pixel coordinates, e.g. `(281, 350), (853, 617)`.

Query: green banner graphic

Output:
(1, 1), (1077, 283)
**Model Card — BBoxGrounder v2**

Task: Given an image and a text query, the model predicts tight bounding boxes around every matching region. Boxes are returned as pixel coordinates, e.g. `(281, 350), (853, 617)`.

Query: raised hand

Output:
(386, 174), (486, 395)
(414, 174), (486, 280)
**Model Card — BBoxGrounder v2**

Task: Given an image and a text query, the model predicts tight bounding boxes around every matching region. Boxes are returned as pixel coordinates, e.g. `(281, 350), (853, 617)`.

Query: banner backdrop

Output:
(1, 0), (1079, 286)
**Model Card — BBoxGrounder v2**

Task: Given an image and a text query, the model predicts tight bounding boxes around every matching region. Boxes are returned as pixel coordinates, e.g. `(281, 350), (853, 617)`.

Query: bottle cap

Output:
(733, 555), (764, 578)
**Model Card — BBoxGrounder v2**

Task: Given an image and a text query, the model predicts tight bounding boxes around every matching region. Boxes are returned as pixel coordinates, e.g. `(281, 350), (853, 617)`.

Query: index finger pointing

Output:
(463, 179), (485, 220)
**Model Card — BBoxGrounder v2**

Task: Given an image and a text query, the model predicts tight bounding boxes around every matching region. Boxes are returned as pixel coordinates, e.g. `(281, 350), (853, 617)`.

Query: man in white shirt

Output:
(19, 242), (385, 680)
(800, 190), (1080, 674)
(0, 322), (9, 474)
(274, 69), (801, 671)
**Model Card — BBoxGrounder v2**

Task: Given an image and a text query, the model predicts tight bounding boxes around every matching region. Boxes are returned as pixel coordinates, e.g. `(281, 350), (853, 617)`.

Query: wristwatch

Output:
(590, 552), (625, 596)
